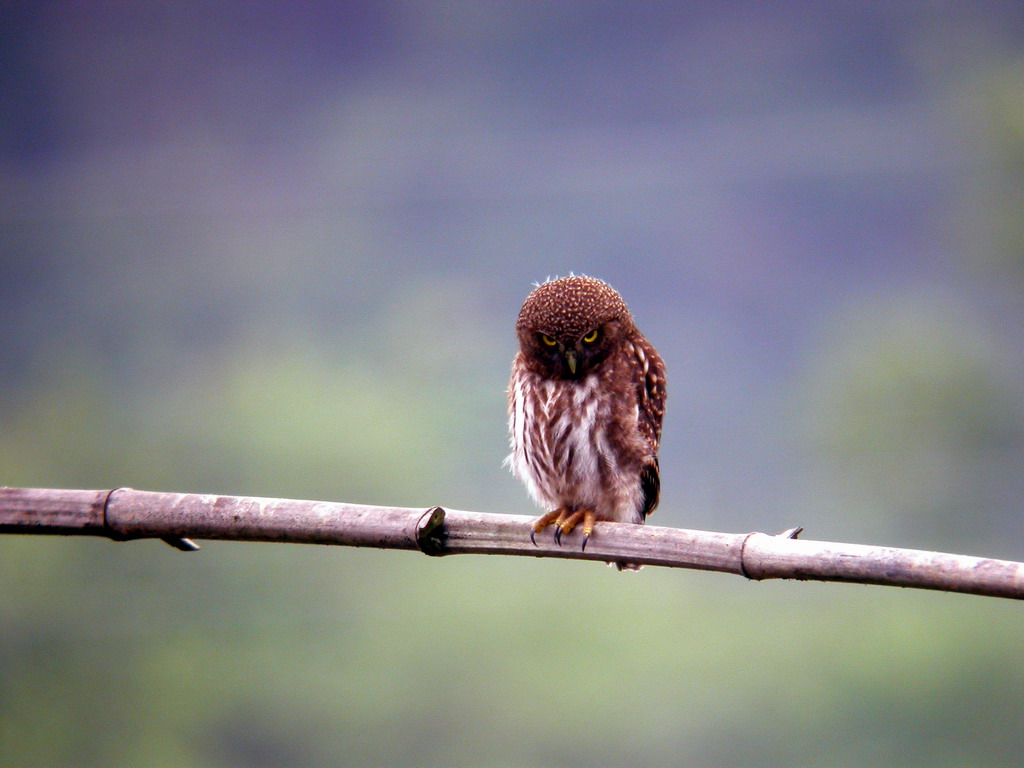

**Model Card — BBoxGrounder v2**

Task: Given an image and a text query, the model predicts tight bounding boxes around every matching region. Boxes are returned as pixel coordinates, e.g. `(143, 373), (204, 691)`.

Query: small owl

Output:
(506, 275), (666, 569)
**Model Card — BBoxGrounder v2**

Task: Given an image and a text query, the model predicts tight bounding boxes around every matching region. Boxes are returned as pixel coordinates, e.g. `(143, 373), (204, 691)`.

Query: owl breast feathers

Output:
(506, 275), (666, 543)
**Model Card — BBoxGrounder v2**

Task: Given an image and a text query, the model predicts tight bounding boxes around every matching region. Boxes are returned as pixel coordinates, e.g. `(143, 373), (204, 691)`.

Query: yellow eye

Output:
(581, 328), (599, 344)
(540, 334), (558, 346)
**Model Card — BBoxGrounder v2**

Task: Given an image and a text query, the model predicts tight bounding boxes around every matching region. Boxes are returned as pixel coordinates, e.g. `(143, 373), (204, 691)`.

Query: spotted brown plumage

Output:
(506, 275), (666, 569)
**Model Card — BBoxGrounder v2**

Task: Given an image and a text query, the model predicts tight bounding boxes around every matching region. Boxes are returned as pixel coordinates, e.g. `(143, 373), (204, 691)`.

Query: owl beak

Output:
(563, 350), (577, 375)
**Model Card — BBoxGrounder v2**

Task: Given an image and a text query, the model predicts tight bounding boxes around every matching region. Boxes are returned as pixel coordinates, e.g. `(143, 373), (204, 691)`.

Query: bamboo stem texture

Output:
(2, 487), (1022, 600)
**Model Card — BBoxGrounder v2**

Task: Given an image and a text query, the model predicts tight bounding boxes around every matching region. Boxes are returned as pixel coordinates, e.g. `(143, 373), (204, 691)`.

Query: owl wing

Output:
(635, 336), (666, 520)
(640, 457), (660, 520)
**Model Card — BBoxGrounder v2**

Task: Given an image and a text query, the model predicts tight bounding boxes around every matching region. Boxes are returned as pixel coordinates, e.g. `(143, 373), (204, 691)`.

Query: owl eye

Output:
(540, 334), (558, 347)
(581, 328), (600, 344)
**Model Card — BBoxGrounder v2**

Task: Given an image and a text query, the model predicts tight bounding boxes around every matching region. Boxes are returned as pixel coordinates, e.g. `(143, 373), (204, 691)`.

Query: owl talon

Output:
(531, 508), (602, 550)
(531, 508), (566, 547)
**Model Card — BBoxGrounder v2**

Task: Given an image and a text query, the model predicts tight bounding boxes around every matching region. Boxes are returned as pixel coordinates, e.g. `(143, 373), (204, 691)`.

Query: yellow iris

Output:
(581, 329), (599, 344)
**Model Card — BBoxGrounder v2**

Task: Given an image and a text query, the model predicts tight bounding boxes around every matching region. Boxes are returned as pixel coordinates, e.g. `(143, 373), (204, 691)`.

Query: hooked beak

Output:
(564, 350), (577, 375)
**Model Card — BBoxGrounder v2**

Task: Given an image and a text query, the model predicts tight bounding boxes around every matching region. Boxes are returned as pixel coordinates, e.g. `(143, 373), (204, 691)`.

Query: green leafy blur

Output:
(3, 4), (1024, 767)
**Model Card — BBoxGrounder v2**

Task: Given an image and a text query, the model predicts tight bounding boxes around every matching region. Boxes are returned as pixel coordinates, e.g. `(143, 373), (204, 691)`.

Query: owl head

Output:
(515, 275), (634, 380)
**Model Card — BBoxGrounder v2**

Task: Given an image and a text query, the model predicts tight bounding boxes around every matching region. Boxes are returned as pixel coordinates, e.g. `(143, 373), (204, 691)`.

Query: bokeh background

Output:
(3, 3), (1024, 766)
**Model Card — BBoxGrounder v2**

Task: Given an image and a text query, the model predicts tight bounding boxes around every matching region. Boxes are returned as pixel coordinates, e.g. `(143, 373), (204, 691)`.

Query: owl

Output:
(506, 275), (666, 569)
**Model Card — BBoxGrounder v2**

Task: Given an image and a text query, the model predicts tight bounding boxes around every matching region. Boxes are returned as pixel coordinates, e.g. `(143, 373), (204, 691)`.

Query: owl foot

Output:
(530, 509), (564, 546)
(530, 508), (599, 551)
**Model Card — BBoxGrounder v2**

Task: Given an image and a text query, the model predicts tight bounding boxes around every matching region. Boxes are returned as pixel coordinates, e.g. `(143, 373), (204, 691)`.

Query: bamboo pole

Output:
(2, 486), (1022, 600)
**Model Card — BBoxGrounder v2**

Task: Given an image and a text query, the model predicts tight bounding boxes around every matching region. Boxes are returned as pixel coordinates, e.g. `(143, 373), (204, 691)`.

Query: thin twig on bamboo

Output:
(2, 486), (1022, 600)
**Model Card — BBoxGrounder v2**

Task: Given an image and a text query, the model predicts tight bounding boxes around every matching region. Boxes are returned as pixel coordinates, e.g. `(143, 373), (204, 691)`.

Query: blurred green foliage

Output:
(4, 5), (1024, 768)
(973, 58), (1024, 281)
(3, 531), (1024, 768)
(2, 328), (1023, 767)
(803, 293), (1024, 552)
